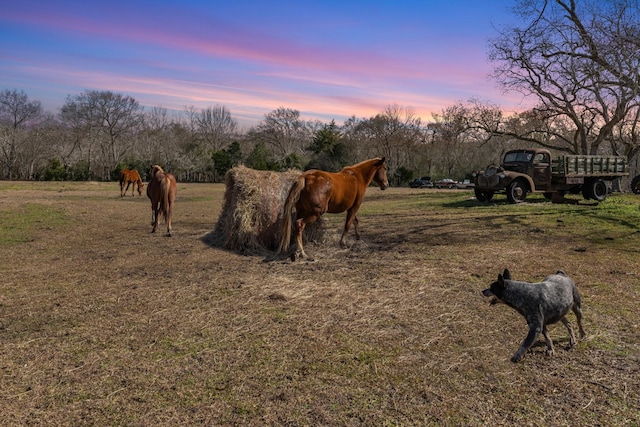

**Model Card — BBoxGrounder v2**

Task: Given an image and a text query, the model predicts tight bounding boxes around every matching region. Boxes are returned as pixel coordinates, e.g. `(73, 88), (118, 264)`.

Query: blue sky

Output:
(0, 0), (529, 127)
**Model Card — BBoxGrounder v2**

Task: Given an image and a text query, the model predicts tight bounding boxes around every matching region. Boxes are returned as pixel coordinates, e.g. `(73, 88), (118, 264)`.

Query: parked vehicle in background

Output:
(473, 148), (628, 203)
(409, 177), (433, 188)
(434, 178), (458, 189)
(631, 175), (640, 194)
(456, 179), (475, 189)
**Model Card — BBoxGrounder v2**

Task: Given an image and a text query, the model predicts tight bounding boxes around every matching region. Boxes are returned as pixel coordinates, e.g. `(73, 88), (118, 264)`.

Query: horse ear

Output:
(376, 157), (386, 166)
(503, 269), (511, 280)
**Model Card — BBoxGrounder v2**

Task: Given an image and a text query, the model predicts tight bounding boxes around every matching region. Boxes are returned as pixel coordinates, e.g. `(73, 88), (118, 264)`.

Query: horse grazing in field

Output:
(278, 157), (388, 260)
(146, 165), (177, 236)
(119, 169), (144, 197)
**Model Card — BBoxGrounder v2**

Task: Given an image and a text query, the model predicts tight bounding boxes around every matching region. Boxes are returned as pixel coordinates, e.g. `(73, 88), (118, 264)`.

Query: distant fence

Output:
(175, 171), (216, 183)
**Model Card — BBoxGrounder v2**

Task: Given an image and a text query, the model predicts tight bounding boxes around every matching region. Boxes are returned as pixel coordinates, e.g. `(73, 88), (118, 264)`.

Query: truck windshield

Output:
(504, 152), (533, 162)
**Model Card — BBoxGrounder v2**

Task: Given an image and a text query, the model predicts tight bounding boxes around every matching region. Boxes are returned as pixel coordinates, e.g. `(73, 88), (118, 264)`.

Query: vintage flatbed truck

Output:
(473, 148), (628, 203)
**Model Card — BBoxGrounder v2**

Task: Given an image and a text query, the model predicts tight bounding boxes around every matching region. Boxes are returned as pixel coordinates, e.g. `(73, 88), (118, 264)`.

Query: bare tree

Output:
(489, 0), (640, 155)
(249, 107), (312, 168)
(22, 113), (61, 180)
(354, 104), (424, 173)
(428, 100), (507, 178)
(61, 90), (143, 178)
(185, 104), (237, 153)
(138, 107), (182, 169)
(430, 103), (475, 178)
(182, 105), (239, 179)
(0, 89), (43, 179)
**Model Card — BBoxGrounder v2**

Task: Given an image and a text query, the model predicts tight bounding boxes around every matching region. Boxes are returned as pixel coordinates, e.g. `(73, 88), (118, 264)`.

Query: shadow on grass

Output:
(201, 192), (640, 260)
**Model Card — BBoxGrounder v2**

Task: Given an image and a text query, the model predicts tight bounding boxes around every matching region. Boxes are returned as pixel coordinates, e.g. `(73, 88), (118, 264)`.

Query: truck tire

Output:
(474, 189), (494, 202)
(631, 175), (640, 194)
(506, 180), (527, 203)
(583, 179), (607, 201)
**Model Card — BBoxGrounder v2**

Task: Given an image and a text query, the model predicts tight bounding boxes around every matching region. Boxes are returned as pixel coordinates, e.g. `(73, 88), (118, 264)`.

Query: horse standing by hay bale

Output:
(146, 165), (177, 236)
(278, 157), (388, 260)
(212, 166), (325, 254)
(119, 169), (144, 197)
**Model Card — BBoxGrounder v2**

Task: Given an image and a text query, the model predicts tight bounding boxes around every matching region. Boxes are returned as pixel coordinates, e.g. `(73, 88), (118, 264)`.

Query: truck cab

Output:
(504, 149), (552, 188)
(473, 148), (553, 203)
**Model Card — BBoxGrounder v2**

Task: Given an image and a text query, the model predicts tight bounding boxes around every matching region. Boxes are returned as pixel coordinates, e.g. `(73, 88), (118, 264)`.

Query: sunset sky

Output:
(1, 0), (529, 128)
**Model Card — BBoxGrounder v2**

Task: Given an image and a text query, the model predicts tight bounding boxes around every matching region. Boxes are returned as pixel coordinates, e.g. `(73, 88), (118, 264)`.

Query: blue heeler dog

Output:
(482, 269), (586, 362)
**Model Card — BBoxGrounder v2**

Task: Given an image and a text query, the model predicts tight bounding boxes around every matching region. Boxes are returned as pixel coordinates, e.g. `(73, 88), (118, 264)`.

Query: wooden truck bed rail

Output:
(552, 155), (627, 177)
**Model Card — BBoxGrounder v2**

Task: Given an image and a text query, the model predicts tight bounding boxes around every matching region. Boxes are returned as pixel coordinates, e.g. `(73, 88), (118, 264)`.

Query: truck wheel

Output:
(586, 179), (608, 201)
(474, 189), (494, 202)
(506, 180), (527, 203)
(631, 175), (640, 194)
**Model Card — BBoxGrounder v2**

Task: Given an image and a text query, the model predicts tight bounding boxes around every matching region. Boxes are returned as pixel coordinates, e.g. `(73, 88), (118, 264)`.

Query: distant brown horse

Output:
(146, 165), (177, 236)
(119, 169), (144, 197)
(278, 157), (388, 259)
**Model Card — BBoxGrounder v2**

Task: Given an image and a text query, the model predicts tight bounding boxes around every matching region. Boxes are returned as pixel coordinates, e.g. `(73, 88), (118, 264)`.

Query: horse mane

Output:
(342, 157), (384, 171)
(340, 157), (385, 182)
(151, 165), (164, 177)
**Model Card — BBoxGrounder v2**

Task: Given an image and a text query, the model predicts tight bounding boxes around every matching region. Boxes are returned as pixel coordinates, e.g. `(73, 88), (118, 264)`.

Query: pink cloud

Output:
(2, 2), (532, 127)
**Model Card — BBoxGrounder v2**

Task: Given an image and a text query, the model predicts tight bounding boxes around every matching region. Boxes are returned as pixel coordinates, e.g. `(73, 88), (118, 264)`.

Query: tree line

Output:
(1, 0), (639, 184)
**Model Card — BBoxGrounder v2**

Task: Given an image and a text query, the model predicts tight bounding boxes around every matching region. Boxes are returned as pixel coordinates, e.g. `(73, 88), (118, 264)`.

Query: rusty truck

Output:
(473, 148), (628, 203)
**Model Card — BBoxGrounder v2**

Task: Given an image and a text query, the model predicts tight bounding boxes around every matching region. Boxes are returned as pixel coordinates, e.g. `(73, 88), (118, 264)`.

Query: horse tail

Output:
(278, 174), (305, 253)
(160, 175), (171, 222)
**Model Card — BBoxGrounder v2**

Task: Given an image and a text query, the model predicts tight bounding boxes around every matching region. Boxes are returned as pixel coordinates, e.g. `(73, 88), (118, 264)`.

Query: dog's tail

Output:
(571, 281), (587, 338)
(572, 284), (582, 308)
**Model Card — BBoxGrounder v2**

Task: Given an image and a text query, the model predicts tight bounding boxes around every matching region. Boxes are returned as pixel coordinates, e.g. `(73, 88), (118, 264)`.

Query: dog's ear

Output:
(502, 269), (511, 280)
(493, 274), (506, 297)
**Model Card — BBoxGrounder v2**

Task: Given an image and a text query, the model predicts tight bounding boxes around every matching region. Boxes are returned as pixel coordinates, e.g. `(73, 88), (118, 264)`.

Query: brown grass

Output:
(0, 181), (639, 426)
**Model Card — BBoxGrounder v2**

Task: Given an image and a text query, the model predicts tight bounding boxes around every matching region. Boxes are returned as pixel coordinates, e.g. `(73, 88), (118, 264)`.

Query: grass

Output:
(0, 182), (639, 426)
(0, 203), (68, 246)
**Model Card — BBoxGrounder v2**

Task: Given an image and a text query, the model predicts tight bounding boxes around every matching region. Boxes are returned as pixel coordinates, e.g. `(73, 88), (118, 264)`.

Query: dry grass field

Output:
(1, 181), (639, 426)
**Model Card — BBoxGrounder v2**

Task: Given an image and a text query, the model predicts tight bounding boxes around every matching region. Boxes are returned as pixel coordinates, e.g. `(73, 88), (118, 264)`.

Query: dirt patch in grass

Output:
(0, 182), (639, 426)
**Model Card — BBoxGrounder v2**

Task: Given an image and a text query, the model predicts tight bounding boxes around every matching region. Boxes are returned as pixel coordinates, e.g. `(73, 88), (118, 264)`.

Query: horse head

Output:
(150, 164), (164, 178)
(373, 157), (389, 190)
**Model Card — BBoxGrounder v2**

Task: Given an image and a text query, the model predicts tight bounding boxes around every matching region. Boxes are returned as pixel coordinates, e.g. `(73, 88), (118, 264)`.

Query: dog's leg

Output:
(542, 325), (555, 356)
(572, 304), (587, 339)
(561, 317), (576, 348)
(512, 325), (540, 362)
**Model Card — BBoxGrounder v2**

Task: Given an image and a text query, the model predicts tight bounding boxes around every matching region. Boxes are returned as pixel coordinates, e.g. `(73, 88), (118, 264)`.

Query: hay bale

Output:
(212, 165), (325, 253)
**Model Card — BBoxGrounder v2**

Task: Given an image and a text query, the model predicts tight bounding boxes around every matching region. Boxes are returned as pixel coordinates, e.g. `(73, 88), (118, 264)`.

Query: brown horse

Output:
(119, 169), (144, 197)
(278, 157), (388, 259)
(146, 165), (177, 236)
